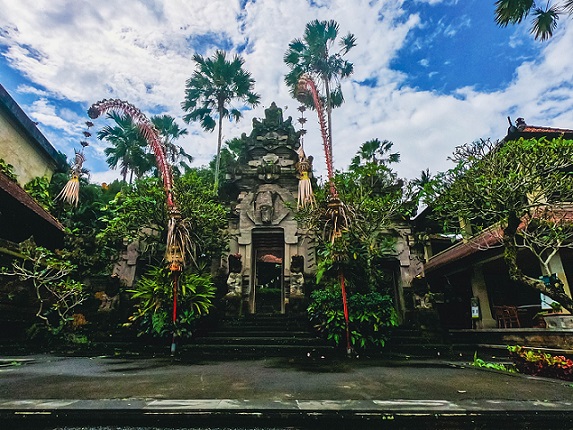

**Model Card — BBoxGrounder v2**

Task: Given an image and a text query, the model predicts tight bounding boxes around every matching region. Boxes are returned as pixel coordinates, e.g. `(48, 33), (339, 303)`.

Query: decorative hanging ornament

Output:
(56, 121), (92, 206)
(296, 104), (315, 209)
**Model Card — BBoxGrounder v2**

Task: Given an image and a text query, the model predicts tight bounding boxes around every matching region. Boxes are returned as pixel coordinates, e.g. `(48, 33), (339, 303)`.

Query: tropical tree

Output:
(301, 140), (408, 350)
(181, 50), (260, 191)
(425, 137), (573, 312)
(98, 112), (153, 183)
(494, 0), (573, 40)
(150, 115), (193, 175)
(299, 139), (411, 293)
(349, 139), (401, 189)
(97, 170), (228, 268)
(284, 19), (356, 149)
(412, 168), (433, 193)
(0, 245), (86, 333)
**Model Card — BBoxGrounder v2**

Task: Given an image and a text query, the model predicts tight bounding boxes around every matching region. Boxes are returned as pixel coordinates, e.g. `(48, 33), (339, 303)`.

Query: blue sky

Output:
(0, 0), (571, 184)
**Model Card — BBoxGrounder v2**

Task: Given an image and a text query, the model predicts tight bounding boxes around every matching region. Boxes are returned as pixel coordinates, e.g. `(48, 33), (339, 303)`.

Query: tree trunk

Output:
(214, 106), (224, 192)
(324, 78), (333, 166)
(503, 232), (573, 313)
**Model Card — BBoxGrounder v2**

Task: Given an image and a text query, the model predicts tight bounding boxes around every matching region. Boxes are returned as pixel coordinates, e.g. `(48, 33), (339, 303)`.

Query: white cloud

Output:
(0, 0), (572, 186)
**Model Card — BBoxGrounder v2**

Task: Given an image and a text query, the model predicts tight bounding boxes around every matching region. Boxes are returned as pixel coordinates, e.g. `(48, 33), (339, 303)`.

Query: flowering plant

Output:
(508, 345), (573, 381)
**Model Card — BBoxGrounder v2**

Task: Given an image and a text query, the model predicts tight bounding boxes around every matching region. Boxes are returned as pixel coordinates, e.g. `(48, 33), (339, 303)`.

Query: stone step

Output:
(193, 335), (323, 346)
(203, 329), (316, 337)
(190, 314), (333, 358)
(217, 318), (311, 330)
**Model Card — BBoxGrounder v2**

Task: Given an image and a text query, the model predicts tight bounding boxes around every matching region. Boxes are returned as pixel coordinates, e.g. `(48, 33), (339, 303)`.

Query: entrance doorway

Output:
(252, 229), (284, 314)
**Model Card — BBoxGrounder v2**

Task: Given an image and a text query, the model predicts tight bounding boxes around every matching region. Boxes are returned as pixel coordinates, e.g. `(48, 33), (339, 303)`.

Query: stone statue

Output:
(112, 239), (139, 287)
(255, 190), (275, 224)
(225, 253), (243, 299)
(289, 255), (305, 298)
(98, 273), (121, 312)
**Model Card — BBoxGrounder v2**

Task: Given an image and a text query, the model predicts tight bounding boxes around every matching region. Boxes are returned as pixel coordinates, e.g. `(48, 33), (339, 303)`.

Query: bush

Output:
(307, 285), (398, 350)
(508, 345), (573, 381)
(128, 266), (215, 339)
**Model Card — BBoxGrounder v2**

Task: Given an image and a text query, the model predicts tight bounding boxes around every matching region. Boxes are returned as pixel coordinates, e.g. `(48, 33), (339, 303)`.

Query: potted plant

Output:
(537, 302), (573, 329)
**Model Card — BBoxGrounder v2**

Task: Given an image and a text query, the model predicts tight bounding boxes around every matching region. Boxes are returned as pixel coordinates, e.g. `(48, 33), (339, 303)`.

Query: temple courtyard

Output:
(0, 353), (572, 429)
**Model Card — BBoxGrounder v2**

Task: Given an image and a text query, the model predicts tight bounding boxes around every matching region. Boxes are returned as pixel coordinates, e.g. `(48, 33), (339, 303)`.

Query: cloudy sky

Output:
(1, 0), (572, 184)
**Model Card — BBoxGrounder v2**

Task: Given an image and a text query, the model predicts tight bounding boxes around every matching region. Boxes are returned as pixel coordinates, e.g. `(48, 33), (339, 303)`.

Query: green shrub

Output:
(128, 265), (215, 338)
(307, 285), (398, 350)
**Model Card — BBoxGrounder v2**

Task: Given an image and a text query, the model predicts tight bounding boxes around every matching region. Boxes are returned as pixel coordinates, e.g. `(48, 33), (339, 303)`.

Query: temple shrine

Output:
(224, 102), (315, 314)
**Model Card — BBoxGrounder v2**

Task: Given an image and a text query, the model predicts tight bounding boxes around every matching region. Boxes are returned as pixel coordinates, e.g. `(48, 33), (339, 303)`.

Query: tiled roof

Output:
(0, 171), (64, 232)
(505, 122), (573, 140)
(424, 225), (502, 274)
(424, 205), (573, 274)
(521, 125), (573, 134)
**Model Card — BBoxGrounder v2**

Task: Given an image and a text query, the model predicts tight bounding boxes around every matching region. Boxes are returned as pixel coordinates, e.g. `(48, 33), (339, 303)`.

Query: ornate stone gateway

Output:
(225, 102), (315, 314)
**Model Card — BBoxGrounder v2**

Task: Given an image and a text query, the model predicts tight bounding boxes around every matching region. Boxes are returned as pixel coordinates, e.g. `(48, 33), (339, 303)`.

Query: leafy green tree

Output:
(96, 177), (170, 265)
(494, 0), (573, 40)
(325, 140), (413, 294)
(301, 139), (411, 296)
(0, 245), (86, 332)
(412, 168), (432, 193)
(174, 168), (228, 264)
(426, 137), (573, 312)
(21, 167), (122, 279)
(150, 114), (193, 175)
(98, 111), (153, 183)
(181, 50), (260, 191)
(97, 170), (227, 269)
(0, 158), (18, 182)
(24, 176), (54, 212)
(284, 19), (356, 149)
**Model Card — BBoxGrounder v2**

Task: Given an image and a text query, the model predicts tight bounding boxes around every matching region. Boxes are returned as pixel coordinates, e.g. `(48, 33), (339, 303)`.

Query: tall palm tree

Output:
(495, 0), (573, 40)
(151, 115), (193, 174)
(284, 19), (356, 150)
(181, 50), (260, 191)
(98, 111), (152, 184)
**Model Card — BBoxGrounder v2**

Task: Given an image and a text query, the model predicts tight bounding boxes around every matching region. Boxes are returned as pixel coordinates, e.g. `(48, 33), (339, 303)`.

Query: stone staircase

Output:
(182, 314), (335, 359)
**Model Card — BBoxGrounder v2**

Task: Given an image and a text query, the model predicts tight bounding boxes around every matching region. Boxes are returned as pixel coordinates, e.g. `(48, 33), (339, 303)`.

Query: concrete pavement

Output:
(0, 353), (572, 428)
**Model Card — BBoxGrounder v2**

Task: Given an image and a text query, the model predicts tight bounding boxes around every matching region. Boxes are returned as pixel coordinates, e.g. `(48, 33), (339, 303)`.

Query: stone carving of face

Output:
(256, 190), (274, 224)
(260, 203), (273, 223)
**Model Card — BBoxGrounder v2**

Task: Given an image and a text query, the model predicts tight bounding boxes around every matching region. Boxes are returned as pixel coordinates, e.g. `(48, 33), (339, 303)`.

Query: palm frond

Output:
(494, 0), (535, 26)
(531, 6), (560, 40)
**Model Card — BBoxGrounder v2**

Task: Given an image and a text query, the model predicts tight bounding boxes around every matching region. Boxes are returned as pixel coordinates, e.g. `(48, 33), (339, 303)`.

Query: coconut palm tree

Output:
(99, 112), (152, 184)
(151, 115), (192, 174)
(181, 50), (260, 191)
(495, 0), (573, 40)
(284, 19), (356, 150)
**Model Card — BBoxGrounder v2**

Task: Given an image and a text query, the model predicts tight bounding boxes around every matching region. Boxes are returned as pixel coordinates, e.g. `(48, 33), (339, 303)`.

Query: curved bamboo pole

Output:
(296, 75), (352, 355)
(89, 99), (186, 355)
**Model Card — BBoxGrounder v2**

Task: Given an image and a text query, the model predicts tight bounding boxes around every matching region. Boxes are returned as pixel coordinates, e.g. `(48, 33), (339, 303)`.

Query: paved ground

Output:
(0, 353), (572, 429)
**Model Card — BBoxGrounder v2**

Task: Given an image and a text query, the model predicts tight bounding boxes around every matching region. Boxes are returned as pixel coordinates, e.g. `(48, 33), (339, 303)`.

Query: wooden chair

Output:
(493, 305), (521, 328)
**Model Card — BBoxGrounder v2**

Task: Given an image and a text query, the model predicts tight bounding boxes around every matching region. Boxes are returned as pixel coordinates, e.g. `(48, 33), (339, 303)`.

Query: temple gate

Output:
(225, 102), (315, 314)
